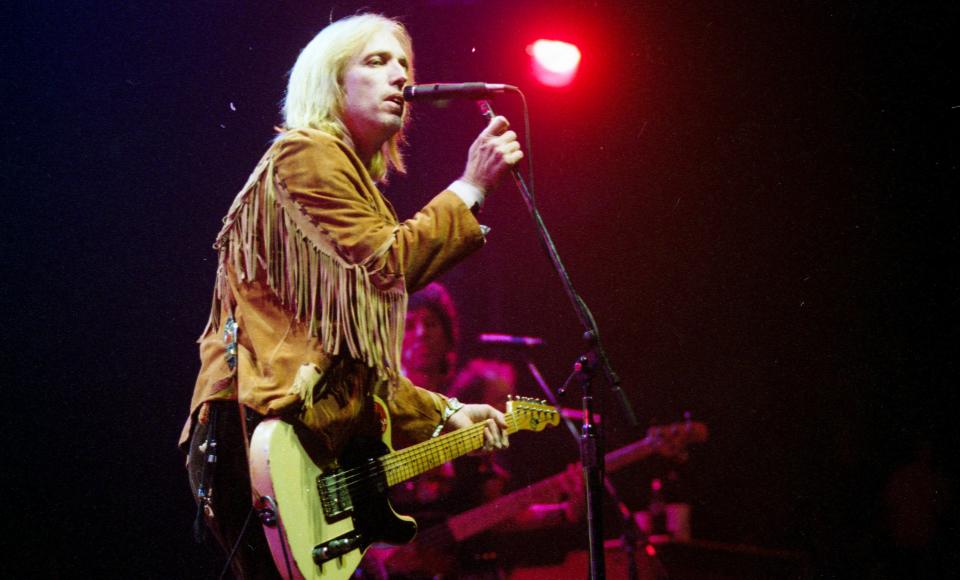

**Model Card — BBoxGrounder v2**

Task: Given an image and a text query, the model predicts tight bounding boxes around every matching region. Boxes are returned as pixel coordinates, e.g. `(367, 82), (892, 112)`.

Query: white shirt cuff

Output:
(447, 179), (486, 211)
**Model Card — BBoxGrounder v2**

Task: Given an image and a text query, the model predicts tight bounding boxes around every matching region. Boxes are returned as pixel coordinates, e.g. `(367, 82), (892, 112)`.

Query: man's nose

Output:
(389, 62), (407, 89)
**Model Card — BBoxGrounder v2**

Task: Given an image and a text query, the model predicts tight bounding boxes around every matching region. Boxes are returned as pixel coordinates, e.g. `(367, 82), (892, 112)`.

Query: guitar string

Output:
(382, 408), (524, 474)
(318, 423), (494, 510)
(319, 407), (559, 510)
(377, 407), (562, 481)
(321, 413), (517, 502)
(328, 410), (519, 491)
(319, 411), (534, 508)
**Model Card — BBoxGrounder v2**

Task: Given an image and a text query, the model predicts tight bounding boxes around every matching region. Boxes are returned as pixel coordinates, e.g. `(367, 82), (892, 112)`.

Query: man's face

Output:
(403, 307), (451, 374)
(341, 30), (409, 153)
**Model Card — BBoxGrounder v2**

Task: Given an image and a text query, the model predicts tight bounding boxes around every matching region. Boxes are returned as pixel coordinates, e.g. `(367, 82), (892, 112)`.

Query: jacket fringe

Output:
(202, 148), (406, 399)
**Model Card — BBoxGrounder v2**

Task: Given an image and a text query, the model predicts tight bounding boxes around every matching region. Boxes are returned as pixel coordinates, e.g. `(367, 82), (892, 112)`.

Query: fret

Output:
(383, 416), (508, 486)
(379, 401), (562, 489)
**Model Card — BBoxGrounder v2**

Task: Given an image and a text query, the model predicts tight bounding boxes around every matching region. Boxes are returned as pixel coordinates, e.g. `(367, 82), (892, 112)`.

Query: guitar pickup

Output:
(317, 471), (353, 518)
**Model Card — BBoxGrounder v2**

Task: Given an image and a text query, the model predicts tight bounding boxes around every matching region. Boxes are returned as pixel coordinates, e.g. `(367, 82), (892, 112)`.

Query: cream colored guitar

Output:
(248, 396), (559, 579)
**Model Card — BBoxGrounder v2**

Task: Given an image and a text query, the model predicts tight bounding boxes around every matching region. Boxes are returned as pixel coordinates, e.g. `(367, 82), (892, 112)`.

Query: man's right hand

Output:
(460, 115), (523, 195)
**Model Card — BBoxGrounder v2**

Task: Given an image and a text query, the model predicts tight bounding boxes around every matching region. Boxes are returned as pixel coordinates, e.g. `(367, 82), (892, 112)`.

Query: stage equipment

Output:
(402, 82), (516, 102)
(476, 96), (637, 580)
(528, 39), (581, 87)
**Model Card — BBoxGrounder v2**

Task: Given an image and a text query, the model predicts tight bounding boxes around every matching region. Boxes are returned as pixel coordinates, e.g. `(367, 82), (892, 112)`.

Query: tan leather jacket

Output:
(180, 128), (485, 456)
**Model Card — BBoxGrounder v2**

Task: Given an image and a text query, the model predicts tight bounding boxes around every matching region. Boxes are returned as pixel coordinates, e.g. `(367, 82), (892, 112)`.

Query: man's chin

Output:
(384, 120), (403, 137)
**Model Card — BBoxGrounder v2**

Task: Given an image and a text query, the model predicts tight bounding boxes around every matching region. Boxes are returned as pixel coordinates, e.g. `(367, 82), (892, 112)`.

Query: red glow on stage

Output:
(528, 39), (581, 87)
(645, 544), (657, 557)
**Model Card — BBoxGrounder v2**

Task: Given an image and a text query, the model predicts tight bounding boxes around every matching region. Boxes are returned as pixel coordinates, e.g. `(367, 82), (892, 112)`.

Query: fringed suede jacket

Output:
(180, 128), (485, 457)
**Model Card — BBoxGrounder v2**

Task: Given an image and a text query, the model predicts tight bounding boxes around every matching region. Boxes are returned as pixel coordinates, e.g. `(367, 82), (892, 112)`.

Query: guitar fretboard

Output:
(381, 412), (522, 486)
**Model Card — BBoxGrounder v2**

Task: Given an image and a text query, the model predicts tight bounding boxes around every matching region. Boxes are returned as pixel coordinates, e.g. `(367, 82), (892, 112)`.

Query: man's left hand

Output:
(445, 403), (509, 452)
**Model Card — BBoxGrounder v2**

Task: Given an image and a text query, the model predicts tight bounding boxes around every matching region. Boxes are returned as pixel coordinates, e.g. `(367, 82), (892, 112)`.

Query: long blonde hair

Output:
(282, 14), (414, 181)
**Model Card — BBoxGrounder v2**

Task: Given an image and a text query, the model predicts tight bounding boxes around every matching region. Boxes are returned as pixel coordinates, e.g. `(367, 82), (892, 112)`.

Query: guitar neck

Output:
(446, 435), (658, 541)
(382, 412), (522, 487)
(448, 469), (567, 541)
(605, 435), (657, 473)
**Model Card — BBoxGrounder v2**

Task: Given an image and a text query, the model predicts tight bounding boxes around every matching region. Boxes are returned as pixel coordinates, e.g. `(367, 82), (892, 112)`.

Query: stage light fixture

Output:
(528, 39), (581, 87)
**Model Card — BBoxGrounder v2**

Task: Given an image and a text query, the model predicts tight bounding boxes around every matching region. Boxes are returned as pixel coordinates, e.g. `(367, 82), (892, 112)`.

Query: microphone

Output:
(402, 83), (515, 102)
(478, 333), (544, 348)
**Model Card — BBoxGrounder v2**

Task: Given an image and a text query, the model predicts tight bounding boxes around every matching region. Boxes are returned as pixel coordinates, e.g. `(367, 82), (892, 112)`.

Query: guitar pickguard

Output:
(334, 435), (417, 550)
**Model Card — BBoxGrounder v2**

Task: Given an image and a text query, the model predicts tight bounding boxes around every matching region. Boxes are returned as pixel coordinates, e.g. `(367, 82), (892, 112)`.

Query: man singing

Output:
(180, 13), (522, 578)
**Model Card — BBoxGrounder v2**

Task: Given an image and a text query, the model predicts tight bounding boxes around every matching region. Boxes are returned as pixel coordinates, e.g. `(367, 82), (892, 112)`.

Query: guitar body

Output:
(248, 396), (559, 579)
(249, 399), (416, 580)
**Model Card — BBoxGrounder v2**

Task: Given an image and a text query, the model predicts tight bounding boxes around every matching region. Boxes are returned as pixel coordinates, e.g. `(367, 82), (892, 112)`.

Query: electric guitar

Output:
(248, 396), (560, 580)
(365, 419), (709, 576)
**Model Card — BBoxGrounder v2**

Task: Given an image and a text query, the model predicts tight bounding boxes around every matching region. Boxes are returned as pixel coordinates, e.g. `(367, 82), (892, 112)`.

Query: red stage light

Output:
(528, 39), (581, 87)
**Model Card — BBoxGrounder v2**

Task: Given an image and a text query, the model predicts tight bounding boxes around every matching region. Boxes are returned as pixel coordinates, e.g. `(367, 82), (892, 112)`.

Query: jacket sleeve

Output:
(273, 131), (485, 292)
(386, 376), (451, 449)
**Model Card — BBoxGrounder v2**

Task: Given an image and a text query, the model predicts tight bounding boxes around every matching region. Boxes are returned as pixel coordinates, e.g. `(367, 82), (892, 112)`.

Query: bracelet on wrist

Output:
(431, 397), (464, 437)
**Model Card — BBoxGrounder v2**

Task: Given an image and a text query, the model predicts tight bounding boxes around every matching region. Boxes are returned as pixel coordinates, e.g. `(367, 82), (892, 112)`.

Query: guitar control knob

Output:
(258, 507), (277, 527)
(255, 496), (279, 527)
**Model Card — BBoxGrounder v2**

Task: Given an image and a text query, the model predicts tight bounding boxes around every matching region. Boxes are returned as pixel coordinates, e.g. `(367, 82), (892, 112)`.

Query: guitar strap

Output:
(199, 391), (270, 578)
(238, 403), (263, 454)
(192, 401), (220, 544)
(205, 311), (264, 574)
(236, 396), (265, 512)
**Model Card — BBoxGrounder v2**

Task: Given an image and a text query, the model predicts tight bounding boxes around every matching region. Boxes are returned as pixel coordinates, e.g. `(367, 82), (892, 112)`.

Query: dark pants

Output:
(187, 402), (281, 579)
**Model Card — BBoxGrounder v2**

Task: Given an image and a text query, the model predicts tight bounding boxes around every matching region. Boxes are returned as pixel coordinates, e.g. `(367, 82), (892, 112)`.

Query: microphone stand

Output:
(527, 357), (648, 580)
(478, 99), (638, 580)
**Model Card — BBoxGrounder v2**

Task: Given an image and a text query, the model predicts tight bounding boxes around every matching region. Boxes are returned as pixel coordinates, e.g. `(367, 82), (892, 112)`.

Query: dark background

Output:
(3, 1), (957, 577)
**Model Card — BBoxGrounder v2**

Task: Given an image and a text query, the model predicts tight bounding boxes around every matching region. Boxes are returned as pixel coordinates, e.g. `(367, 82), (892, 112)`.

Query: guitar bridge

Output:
(317, 471), (353, 518)
(313, 530), (362, 564)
